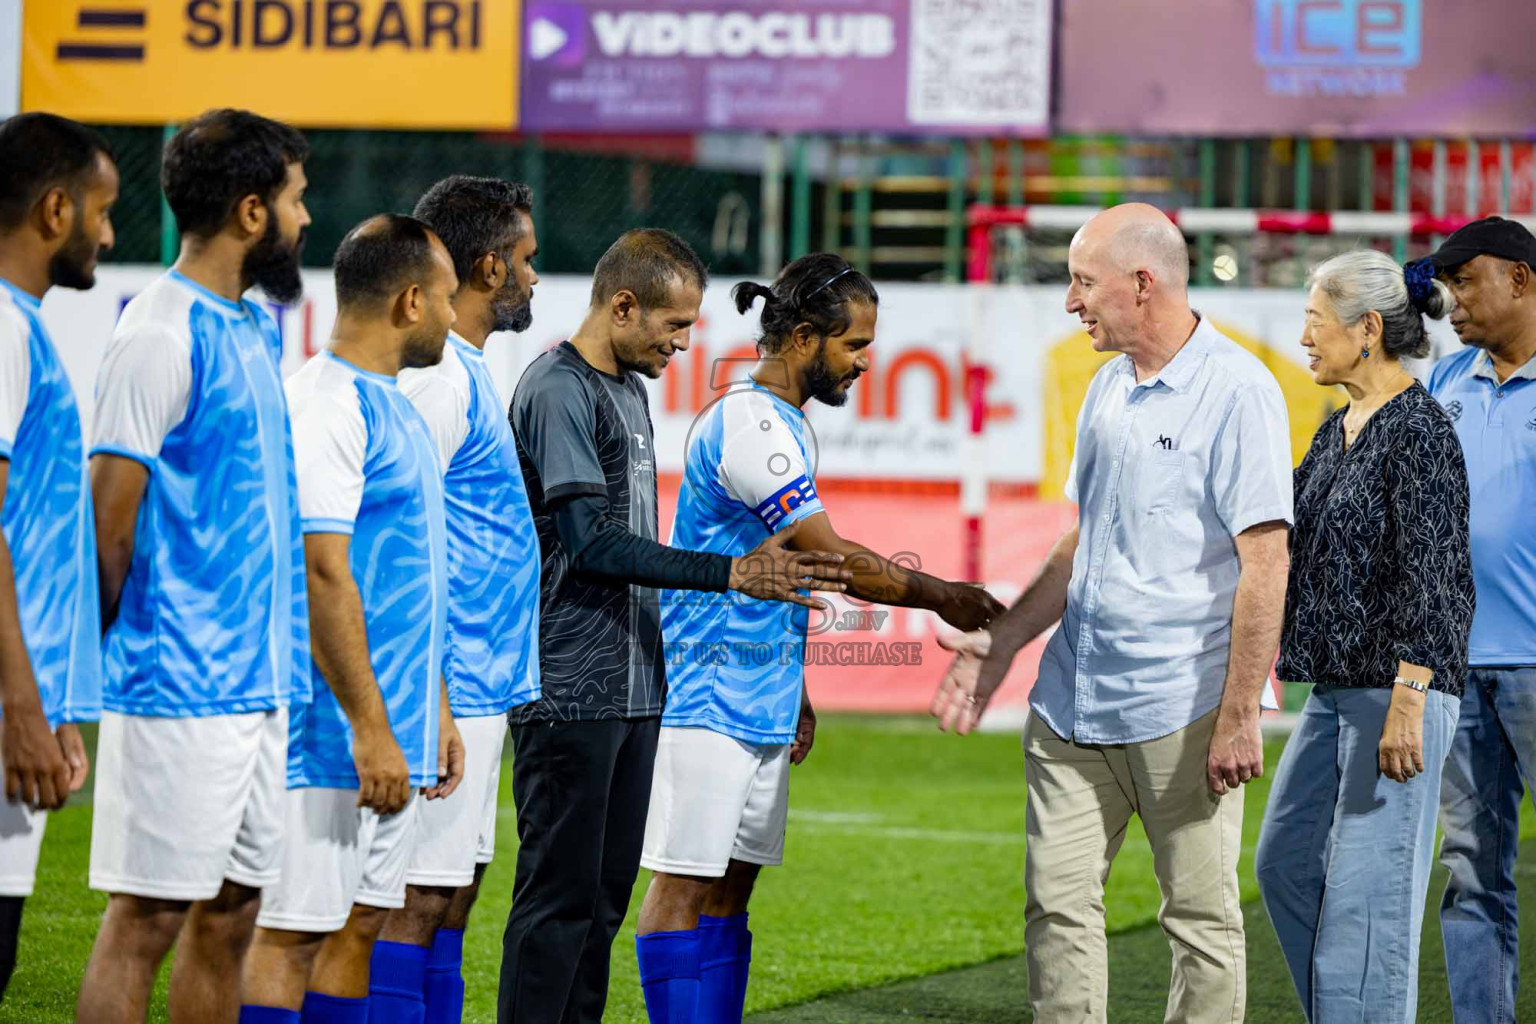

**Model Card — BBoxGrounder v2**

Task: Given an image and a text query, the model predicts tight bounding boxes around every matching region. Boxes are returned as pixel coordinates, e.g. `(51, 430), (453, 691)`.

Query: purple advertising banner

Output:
(522, 0), (1051, 134)
(1058, 0), (1536, 137)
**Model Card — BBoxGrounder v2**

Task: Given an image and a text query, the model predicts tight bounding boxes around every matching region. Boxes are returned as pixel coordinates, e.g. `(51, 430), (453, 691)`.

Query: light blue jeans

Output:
(1438, 666), (1536, 1024)
(1255, 684), (1460, 1024)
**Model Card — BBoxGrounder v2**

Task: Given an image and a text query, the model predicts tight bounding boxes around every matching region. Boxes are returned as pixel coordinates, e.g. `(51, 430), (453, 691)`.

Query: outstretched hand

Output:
(935, 583), (1006, 633)
(730, 527), (850, 609)
(930, 630), (1008, 735)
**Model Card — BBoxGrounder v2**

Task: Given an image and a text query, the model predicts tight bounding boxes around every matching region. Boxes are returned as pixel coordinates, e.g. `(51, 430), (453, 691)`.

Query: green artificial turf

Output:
(749, 839), (1536, 1023)
(4, 716), (1532, 1023)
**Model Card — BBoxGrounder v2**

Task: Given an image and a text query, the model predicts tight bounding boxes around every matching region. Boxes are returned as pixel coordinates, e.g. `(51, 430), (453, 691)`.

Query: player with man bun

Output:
(634, 252), (1003, 1024)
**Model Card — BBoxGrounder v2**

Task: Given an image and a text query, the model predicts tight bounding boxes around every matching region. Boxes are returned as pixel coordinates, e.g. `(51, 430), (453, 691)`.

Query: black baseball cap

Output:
(1428, 216), (1536, 272)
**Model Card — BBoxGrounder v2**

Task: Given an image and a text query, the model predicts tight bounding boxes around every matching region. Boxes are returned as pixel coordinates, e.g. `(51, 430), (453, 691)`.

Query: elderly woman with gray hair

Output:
(1255, 249), (1475, 1023)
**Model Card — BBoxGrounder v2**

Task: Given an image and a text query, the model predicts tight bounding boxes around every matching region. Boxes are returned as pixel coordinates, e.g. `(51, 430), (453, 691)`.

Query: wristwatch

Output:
(1393, 675), (1428, 693)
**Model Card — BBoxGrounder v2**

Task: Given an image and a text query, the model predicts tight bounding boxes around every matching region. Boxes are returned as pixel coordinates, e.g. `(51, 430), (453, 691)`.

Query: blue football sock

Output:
(238, 1006), (301, 1024)
(299, 991), (369, 1024)
(728, 914), (752, 1024)
(636, 929), (701, 1024)
(695, 915), (738, 1024)
(424, 927), (466, 1024)
(366, 940), (428, 1024)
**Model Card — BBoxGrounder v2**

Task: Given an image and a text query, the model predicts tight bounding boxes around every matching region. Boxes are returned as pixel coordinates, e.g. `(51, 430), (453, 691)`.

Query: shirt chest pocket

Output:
(1132, 450), (1189, 516)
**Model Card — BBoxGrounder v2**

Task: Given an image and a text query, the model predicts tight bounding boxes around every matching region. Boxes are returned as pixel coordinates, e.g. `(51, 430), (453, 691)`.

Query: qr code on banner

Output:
(907, 0), (1052, 127)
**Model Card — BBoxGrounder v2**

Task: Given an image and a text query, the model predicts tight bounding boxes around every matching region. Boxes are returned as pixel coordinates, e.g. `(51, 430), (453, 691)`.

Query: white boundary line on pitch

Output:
(489, 800), (1027, 845)
(789, 810), (1025, 846)
(488, 803), (1029, 845)
(792, 823), (1026, 845)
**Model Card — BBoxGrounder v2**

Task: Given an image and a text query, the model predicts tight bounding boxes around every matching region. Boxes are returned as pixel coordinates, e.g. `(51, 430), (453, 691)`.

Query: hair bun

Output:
(730, 280), (776, 316)
(1419, 278), (1455, 320)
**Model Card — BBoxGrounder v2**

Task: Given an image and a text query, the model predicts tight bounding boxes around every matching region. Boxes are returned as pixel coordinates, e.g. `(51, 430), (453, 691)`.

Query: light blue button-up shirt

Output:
(1427, 346), (1536, 666)
(1031, 318), (1294, 744)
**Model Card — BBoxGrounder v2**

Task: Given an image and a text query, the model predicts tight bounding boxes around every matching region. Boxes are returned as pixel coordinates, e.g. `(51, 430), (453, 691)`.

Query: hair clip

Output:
(1403, 259), (1437, 305)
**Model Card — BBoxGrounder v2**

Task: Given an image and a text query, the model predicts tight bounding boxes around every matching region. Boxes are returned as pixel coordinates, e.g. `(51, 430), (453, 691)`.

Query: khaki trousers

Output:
(1023, 708), (1245, 1024)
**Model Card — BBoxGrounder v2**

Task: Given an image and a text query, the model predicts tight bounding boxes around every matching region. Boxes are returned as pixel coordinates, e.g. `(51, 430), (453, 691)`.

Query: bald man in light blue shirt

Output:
(933, 204), (1292, 1024)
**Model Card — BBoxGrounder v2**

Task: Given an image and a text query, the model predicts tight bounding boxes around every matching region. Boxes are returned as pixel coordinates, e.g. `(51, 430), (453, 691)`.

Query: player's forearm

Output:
(306, 573), (392, 738)
(989, 527), (1077, 659)
(580, 530), (731, 591)
(1218, 547), (1289, 718)
(0, 534), (41, 715)
(837, 543), (947, 610)
(786, 519), (945, 610)
(89, 455), (146, 625)
(553, 494), (732, 591)
(95, 535), (133, 626)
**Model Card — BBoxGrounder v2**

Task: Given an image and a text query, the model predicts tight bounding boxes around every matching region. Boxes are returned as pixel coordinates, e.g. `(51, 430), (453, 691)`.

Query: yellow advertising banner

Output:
(22, 0), (519, 129)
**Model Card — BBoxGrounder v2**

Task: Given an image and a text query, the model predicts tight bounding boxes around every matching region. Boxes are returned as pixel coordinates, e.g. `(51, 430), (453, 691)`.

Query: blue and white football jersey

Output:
(0, 279), (101, 727)
(661, 384), (825, 745)
(285, 351), (448, 789)
(92, 271), (309, 717)
(399, 333), (540, 716)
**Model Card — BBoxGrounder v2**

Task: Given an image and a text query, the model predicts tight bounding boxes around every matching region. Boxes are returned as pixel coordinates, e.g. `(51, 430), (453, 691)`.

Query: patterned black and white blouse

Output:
(1277, 382), (1475, 696)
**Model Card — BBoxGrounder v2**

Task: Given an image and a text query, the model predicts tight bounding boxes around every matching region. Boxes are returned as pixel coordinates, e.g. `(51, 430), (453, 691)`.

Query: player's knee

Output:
(252, 926), (325, 966)
(702, 861), (759, 916)
(646, 873), (714, 915)
(192, 882), (262, 943)
(726, 861), (761, 897)
(441, 879), (482, 932)
(208, 879), (263, 914)
(386, 886), (453, 943)
(103, 893), (190, 957)
(404, 884), (453, 920)
(190, 909), (260, 962)
(344, 904), (391, 945)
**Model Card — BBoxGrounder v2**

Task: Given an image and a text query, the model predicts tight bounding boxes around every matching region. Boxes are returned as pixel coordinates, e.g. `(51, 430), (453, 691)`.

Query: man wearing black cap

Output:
(1424, 215), (1536, 1022)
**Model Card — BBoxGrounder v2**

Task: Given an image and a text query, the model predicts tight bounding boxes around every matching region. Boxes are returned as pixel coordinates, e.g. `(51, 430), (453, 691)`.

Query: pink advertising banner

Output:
(1057, 0), (1536, 137)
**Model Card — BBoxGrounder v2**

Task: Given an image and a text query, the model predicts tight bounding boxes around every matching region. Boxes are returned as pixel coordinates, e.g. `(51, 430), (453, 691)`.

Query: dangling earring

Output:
(1361, 346), (1370, 359)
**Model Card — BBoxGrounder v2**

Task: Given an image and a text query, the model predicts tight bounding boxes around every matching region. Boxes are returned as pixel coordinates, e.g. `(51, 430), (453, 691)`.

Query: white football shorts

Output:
(641, 726), (791, 878)
(406, 712), (506, 887)
(89, 708), (288, 900)
(256, 787), (420, 933)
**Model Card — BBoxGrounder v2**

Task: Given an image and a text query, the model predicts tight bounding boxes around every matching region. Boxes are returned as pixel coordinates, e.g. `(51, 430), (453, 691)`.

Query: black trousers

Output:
(498, 716), (661, 1024)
